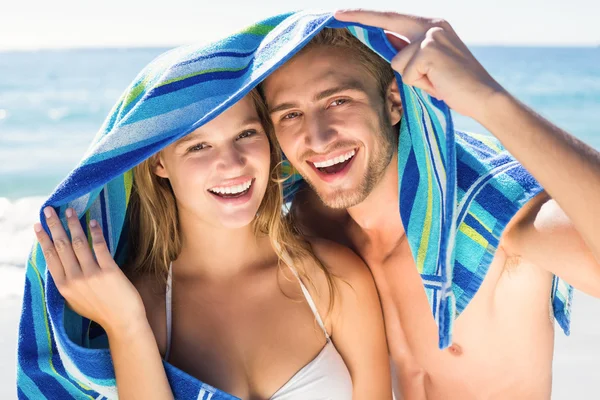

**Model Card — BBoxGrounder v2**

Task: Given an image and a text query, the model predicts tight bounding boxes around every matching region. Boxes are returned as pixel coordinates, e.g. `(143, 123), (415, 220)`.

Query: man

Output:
(261, 9), (600, 400)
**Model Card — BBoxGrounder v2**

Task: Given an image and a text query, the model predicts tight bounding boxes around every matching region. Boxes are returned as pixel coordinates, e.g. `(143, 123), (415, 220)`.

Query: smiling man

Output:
(260, 10), (600, 400)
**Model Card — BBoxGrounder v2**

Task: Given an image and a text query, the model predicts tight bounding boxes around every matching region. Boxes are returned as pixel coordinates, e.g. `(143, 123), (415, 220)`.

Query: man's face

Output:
(262, 46), (401, 209)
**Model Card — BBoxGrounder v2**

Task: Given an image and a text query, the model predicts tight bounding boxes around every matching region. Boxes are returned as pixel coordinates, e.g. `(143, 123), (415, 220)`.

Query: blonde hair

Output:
(300, 28), (396, 98)
(125, 89), (336, 315)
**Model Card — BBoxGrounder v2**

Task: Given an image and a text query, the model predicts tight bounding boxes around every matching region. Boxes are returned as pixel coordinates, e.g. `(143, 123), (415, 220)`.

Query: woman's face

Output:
(155, 95), (271, 229)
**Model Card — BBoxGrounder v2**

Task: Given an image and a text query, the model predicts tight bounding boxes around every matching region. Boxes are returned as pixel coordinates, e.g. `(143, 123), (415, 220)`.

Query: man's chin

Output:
(314, 186), (366, 209)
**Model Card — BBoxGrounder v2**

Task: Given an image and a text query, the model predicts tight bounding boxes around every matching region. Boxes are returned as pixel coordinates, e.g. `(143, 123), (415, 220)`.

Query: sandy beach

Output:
(2, 273), (598, 399)
(1, 295), (21, 399)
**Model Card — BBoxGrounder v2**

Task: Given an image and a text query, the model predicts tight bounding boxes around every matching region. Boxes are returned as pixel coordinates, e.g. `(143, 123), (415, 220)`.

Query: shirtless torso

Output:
(294, 187), (556, 400)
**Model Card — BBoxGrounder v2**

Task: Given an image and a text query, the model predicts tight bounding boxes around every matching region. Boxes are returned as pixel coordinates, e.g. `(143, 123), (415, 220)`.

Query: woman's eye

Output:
(188, 143), (208, 152)
(282, 111), (301, 121)
(237, 129), (257, 140)
(330, 98), (348, 107)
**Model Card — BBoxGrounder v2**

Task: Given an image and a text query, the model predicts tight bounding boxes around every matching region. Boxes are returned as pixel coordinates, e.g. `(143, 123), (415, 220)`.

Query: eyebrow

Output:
(176, 117), (263, 147)
(268, 80), (367, 114)
(176, 131), (204, 148)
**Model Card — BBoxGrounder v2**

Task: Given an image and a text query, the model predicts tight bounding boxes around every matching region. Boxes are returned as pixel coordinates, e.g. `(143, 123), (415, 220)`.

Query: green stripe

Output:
(120, 23), (275, 110)
(157, 65), (248, 88)
(121, 78), (150, 110)
(240, 23), (276, 36)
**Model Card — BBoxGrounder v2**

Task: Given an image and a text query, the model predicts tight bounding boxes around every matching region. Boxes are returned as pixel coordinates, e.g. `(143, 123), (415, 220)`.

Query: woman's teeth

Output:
(209, 180), (252, 195)
(313, 149), (356, 168)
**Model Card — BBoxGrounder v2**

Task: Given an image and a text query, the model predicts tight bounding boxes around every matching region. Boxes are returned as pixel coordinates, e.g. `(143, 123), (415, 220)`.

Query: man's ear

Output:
(385, 80), (403, 126)
(153, 154), (169, 179)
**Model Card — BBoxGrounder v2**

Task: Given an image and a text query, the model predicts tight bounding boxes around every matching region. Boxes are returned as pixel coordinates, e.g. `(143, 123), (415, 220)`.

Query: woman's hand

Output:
(34, 206), (146, 337)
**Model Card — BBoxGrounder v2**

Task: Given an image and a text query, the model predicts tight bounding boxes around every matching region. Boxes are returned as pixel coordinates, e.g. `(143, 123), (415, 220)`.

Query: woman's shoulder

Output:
(304, 236), (373, 284)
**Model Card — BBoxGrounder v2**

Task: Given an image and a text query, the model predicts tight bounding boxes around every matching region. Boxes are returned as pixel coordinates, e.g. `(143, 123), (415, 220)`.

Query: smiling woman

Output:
(17, 11), (396, 399)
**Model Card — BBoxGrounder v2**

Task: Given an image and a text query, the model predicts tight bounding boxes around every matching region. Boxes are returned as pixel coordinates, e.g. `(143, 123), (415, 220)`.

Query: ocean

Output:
(1, 45), (600, 276)
(0, 45), (599, 398)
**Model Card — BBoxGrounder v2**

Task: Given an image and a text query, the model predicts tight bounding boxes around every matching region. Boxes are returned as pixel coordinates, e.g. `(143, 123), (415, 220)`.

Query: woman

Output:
(34, 89), (392, 399)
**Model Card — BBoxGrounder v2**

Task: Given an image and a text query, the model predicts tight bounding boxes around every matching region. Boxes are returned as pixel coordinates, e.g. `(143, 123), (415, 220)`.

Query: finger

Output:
(34, 222), (66, 284)
(65, 208), (99, 275)
(399, 49), (438, 98)
(89, 220), (114, 269)
(390, 38), (421, 76)
(334, 9), (435, 42)
(391, 35), (439, 97)
(43, 206), (83, 279)
(385, 31), (410, 52)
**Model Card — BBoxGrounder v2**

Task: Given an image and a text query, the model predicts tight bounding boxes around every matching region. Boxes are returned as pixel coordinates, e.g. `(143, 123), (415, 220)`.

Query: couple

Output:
(30, 9), (600, 400)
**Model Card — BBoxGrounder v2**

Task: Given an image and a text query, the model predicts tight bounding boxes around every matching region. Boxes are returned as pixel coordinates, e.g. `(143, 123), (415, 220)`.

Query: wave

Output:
(0, 196), (46, 268)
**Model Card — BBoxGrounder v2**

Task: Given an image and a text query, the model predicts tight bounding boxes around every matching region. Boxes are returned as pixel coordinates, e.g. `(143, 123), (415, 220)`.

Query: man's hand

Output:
(337, 9), (600, 296)
(335, 9), (504, 122)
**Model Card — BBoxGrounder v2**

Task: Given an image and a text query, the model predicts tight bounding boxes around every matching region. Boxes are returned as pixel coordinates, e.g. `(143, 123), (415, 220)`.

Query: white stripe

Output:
(52, 332), (118, 398)
(456, 133), (497, 157)
(455, 160), (520, 228)
(197, 386), (215, 400)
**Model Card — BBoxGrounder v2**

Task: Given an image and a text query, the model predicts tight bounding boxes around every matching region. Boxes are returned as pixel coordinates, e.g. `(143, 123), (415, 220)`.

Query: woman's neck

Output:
(173, 206), (273, 281)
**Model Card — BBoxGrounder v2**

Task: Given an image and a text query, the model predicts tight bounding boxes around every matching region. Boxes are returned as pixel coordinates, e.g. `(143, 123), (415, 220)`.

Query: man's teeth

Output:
(313, 150), (355, 168)
(209, 180), (252, 195)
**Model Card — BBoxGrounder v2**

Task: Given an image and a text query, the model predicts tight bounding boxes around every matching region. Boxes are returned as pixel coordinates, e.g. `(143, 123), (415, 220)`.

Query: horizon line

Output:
(1, 42), (598, 53)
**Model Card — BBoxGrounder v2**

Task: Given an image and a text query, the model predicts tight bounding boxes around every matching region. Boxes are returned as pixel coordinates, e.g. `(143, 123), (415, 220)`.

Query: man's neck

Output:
(347, 153), (405, 245)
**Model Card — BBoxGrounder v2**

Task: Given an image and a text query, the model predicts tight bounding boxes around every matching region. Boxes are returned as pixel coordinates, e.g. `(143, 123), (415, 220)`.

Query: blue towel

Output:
(17, 10), (573, 399)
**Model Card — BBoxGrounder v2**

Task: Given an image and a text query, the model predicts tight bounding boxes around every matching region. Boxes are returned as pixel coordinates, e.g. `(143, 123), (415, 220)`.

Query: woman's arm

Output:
(106, 320), (173, 400)
(35, 206), (173, 400)
(309, 238), (393, 400)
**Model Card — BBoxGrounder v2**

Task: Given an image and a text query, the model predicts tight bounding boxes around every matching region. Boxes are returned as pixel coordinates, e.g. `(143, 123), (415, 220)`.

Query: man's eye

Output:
(330, 99), (348, 107)
(237, 129), (257, 139)
(282, 111), (301, 120)
(188, 143), (208, 152)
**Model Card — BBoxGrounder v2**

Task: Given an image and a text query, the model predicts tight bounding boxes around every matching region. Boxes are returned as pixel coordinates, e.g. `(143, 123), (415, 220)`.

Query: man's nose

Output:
(304, 112), (338, 152)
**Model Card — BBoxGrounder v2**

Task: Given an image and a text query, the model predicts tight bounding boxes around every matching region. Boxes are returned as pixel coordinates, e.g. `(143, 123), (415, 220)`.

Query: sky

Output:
(0, 0), (599, 50)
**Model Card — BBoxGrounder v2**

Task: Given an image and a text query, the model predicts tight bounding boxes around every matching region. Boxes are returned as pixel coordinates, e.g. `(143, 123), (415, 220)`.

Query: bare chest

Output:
(361, 243), (556, 399)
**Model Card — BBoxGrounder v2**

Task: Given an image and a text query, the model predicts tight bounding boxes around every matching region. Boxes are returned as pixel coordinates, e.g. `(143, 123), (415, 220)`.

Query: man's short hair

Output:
(300, 28), (396, 98)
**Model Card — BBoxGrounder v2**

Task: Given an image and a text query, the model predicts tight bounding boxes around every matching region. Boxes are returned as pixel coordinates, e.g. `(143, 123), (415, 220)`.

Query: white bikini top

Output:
(164, 258), (353, 399)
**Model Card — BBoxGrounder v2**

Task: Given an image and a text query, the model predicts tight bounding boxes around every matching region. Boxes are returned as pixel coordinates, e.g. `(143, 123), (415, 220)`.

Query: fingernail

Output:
(90, 220), (98, 228)
(65, 208), (73, 218)
(34, 223), (43, 233)
(43, 207), (52, 219)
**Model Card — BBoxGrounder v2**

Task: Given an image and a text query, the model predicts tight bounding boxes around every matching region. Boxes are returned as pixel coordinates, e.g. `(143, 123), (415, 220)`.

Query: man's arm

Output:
(335, 9), (600, 294)
(503, 192), (600, 297)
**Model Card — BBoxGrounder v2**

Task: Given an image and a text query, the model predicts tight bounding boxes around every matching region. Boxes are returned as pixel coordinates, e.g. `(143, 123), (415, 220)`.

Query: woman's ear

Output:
(385, 80), (403, 126)
(153, 154), (169, 179)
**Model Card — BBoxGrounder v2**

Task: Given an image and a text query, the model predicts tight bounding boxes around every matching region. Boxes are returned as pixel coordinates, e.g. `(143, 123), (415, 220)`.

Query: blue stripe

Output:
(146, 63), (252, 99)
(421, 274), (444, 282)
(463, 213), (499, 246)
(399, 148), (419, 227)
(456, 162), (520, 227)
(455, 130), (496, 156)
(174, 48), (258, 68)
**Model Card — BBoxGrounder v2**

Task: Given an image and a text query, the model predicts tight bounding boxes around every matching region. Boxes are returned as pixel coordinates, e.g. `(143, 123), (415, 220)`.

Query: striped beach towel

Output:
(17, 10), (572, 399)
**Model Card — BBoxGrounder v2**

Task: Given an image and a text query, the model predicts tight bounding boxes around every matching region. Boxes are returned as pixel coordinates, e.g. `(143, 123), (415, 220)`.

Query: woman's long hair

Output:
(125, 89), (336, 316)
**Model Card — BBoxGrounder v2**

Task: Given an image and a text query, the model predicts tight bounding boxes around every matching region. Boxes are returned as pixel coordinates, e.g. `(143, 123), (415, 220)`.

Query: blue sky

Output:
(1, 0), (599, 50)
